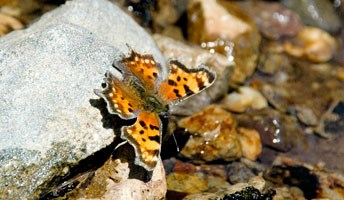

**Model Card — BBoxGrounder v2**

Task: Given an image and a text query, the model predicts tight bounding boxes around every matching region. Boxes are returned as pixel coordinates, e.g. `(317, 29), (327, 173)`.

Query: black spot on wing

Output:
(148, 135), (160, 144)
(168, 79), (177, 86)
(173, 89), (182, 98)
(139, 121), (147, 129)
(183, 85), (195, 96)
(149, 124), (159, 130)
(139, 130), (144, 134)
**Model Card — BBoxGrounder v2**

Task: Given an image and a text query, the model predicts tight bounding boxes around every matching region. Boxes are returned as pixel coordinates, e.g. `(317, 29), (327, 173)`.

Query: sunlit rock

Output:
(221, 86), (268, 113)
(178, 105), (262, 162)
(187, 0), (261, 84)
(237, 127), (262, 161)
(283, 27), (337, 62)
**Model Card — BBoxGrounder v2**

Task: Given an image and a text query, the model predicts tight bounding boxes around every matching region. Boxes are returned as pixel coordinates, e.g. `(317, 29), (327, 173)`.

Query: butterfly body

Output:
(95, 49), (216, 171)
(121, 75), (168, 115)
(143, 95), (168, 114)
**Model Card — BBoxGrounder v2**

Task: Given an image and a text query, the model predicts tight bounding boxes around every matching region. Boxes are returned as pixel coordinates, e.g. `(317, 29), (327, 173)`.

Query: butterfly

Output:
(94, 48), (216, 171)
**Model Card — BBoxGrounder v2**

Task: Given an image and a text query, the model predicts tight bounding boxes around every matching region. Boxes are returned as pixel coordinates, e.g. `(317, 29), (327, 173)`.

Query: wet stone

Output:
(266, 156), (344, 200)
(239, 1), (303, 40)
(261, 84), (290, 113)
(162, 157), (177, 175)
(172, 159), (197, 174)
(237, 128), (262, 161)
(206, 175), (231, 192)
(273, 186), (306, 200)
(183, 177), (275, 200)
(334, 28), (344, 65)
(257, 42), (291, 76)
(187, 0), (252, 43)
(221, 86), (268, 113)
(294, 105), (318, 126)
(166, 173), (208, 194)
(281, 0), (341, 33)
(316, 101), (344, 137)
(283, 26), (337, 63)
(197, 164), (227, 179)
(151, 0), (188, 31)
(166, 158), (232, 190)
(178, 105), (242, 162)
(253, 55), (343, 137)
(235, 109), (304, 153)
(178, 105), (262, 162)
(325, 102), (344, 135)
(187, 0), (261, 84)
(265, 165), (319, 199)
(226, 162), (255, 184)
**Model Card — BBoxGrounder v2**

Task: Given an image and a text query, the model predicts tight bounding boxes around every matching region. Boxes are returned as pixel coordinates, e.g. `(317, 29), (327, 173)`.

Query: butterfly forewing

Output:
(158, 60), (216, 104)
(94, 72), (142, 119)
(121, 110), (161, 171)
(119, 50), (162, 92)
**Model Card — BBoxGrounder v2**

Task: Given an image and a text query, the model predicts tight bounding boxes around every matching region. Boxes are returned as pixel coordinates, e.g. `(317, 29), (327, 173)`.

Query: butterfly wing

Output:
(116, 49), (162, 92)
(121, 110), (161, 171)
(158, 60), (216, 104)
(94, 72), (142, 119)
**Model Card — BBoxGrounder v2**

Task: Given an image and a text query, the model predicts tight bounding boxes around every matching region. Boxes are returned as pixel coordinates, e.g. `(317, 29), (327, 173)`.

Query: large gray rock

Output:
(0, 0), (166, 199)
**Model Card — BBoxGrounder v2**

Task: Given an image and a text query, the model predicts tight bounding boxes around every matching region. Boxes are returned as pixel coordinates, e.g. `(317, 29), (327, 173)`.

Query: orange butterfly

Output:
(95, 48), (216, 171)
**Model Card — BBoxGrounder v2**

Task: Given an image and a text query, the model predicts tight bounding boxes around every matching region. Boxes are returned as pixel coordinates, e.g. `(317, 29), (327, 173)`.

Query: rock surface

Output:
(239, 1), (303, 40)
(221, 86), (268, 113)
(281, 0), (341, 33)
(65, 145), (167, 200)
(183, 176), (275, 200)
(283, 26), (337, 62)
(187, 0), (261, 84)
(0, 0), (166, 199)
(266, 156), (344, 200)
(178, 105), (262, 162)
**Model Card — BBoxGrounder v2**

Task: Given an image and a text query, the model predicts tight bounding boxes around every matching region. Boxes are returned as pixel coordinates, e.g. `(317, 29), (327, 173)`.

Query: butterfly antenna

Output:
(172, 133), (180, 152)
(125, 43), (134, 53)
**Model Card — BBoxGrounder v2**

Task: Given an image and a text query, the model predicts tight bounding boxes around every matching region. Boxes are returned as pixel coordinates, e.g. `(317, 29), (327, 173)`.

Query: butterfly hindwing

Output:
(158, 60), (216, 103)
(121, 110), (161, 171)
(94, 72), (142, 119)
